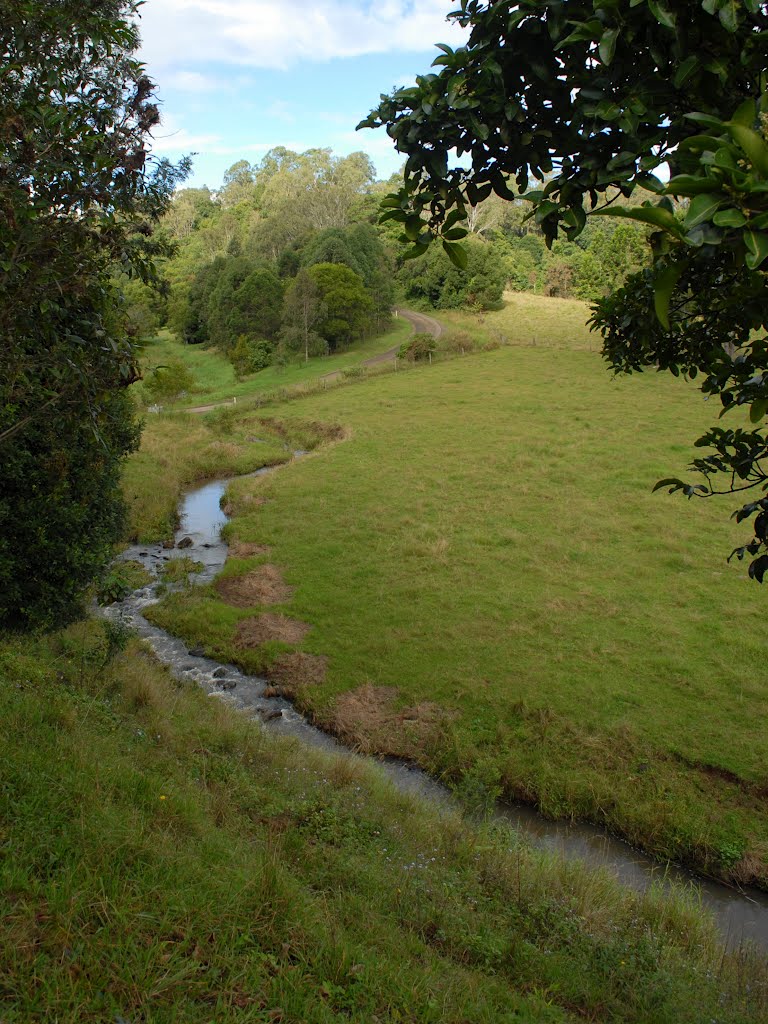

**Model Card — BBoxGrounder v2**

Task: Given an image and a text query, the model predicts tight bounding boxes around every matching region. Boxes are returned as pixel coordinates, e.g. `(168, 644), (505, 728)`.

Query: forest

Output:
(124, 146), (650, 382)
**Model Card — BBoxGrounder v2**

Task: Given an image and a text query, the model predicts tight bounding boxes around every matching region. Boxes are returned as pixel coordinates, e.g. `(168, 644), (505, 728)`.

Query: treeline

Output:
(125, 149), (401, 375)
(392, 192), (649, 308)
(124, 148), (650, 375)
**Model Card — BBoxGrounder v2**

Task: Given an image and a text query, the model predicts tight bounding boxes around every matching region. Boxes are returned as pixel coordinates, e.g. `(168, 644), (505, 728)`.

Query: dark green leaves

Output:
(598, 28), (619, 66)
(442, 240), (468, 269)
(652, 262), (684, 330)
(744, 230), (768, 269)
(593, 204), (683, 236)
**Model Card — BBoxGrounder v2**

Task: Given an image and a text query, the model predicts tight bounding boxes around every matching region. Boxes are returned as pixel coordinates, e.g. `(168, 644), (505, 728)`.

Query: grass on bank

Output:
(141, 318), (768, 888)
(121, 410), (328, 543)
(1, 618), (766, 1023)
(135, 318), (413, 411)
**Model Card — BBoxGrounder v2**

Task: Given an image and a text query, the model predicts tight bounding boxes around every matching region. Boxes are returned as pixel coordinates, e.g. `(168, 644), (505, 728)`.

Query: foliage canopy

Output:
(363, 0), (768, 578)
(0, 0), (186, 628)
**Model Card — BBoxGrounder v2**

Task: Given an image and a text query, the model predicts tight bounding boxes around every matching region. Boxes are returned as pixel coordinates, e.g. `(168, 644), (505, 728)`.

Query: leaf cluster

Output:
(361, 0), (767, 258)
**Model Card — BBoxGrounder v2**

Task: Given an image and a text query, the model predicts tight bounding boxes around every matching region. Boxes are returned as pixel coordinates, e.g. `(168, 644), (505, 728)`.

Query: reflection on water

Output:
(108, 469), (768, 953)
(179, 480), (228, 546)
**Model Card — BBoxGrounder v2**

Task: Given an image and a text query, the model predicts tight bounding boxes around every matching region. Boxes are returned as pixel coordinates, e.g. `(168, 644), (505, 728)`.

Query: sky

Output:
(136, 0), (470, 191)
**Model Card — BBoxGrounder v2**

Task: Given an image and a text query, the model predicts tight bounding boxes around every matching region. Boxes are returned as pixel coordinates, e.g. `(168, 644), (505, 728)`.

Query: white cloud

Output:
(149, 113), (222, 154)
(266, 100), (297, 123)
(149, 115), (304, 157)
(138, 0), (467, 71)
(164, 69), (217, 92)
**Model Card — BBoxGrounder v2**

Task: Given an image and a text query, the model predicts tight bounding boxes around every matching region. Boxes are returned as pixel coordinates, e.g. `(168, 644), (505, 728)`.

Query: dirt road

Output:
(186, 308), (444, 412)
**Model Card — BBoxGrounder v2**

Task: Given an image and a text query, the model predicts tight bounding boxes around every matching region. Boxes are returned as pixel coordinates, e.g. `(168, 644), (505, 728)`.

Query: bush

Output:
(439, 329), (476, 355)
(230, 335), (273, 376)
(96, 561), (153, 605)
(398, 332), (437, 362)
(142, 360), (196, 404)
(0, 391), (140, 631)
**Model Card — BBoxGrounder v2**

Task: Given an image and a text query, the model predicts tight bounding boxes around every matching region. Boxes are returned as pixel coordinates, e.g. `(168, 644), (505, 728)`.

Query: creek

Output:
(106, 463), (768, 953)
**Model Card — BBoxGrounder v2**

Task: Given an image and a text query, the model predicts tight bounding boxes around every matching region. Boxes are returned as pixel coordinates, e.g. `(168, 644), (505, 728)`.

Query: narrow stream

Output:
(106, 464), (768, 952)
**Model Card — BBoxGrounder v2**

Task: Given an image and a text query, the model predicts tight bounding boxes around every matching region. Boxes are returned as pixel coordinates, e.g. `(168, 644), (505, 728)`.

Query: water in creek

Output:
(107, 466), (768, 952)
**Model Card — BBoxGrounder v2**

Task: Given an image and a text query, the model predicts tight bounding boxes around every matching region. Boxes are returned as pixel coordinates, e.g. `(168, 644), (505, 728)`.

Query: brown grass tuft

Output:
(215, 565), (293, 608)
(228, 541), (271, 559)
(731, 850), (766, 887)
(235, 613), (310, 648)
(325, 683), (452, 759)
(266, 652), (328, 697)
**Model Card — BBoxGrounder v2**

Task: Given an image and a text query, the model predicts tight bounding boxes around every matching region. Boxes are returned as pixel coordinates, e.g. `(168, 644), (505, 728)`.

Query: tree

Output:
(0, 1), (186, 628)
(308, 263), (373, 351)
(398, 236), (505, 309)
(260, 149), (376, 238)
(281, 270), (326, 363)
(219, 160), (256, 209)
(362, 0), (768, 578)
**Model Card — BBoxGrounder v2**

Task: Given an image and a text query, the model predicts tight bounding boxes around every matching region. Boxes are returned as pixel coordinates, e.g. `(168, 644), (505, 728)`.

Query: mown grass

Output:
(1, 619), (766, 1022)
(135, 319), (413, 411)
(144, 319), (768, 886)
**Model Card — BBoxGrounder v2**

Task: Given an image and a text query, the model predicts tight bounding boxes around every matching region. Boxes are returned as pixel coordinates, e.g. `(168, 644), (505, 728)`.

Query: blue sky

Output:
(137, 0), (469, 190)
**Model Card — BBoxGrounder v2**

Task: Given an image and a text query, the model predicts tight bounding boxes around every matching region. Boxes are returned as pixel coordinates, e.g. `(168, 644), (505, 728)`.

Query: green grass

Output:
(144, 315), (768, 886)
(1, 618), (766, 1022)
(136, 319), (413, 411)
(121, 409), (327, 543)
(438, 290), (599, 351)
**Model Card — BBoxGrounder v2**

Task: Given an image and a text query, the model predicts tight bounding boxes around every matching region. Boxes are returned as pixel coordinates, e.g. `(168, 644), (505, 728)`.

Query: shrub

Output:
(142, 360), (196, 404)
(439, 329), (476, 355)
(230, 335), (273, 376)
(398, 332), (436, 362)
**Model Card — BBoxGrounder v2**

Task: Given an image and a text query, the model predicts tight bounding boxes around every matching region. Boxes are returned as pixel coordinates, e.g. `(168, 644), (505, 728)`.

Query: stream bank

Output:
(105, 465), (768, 952)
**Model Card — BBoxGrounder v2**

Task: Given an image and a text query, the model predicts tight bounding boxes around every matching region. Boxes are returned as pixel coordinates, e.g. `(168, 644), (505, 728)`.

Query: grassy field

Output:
(136, 318), (413, 411)
(141, 301), (768, 887)
(437, 290), (599, 352)
(1, 619), (766, 1022)
(121, 409), (330, 542)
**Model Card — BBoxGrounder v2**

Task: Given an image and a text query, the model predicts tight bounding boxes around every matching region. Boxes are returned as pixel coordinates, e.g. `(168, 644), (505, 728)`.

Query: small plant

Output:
(102, 617), (135, 661)
(161, 556), (205, 585)
(717, 839), (746, 871)
(96, 561), (153, 605)
(398, 332), (436, 362)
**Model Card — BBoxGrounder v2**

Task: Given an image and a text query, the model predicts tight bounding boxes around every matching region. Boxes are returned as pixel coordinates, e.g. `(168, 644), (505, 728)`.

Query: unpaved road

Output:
(186, 308), (443, 413)
(361, 308), (443, 367)
(322, 308), (444, 379)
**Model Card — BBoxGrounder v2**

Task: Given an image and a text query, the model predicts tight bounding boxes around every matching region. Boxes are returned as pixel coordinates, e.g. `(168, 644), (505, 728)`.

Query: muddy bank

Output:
(105, 466), (768, 952)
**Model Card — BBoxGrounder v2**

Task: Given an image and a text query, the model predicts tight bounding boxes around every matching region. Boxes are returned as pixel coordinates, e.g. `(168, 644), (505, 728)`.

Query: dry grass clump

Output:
(326, 683), (452, 760)
(228, 541), (271, 559)
(235, 613), (310, 648)
(221, 494), (266, 518)
(215, 565), (293, 608)
(266, 652), (328, 698)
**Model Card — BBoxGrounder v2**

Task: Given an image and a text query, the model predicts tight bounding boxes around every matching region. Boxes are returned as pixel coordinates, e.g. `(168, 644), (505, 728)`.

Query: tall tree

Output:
(0, 0), (186, 628)
(281, 270), (325, 363)
(308, 263), (374, 351)
(362, 0), (768, 578)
